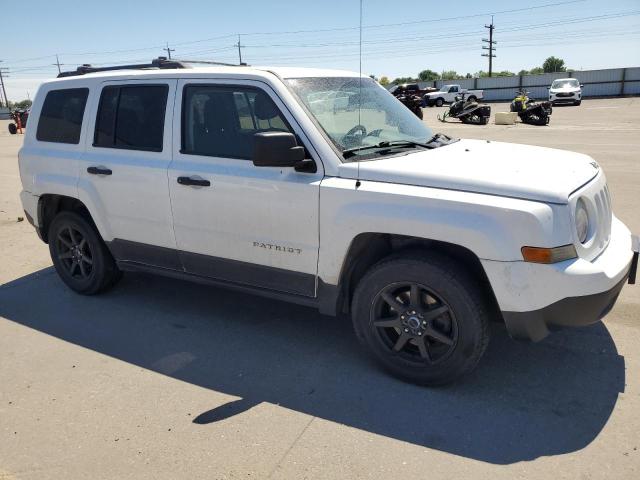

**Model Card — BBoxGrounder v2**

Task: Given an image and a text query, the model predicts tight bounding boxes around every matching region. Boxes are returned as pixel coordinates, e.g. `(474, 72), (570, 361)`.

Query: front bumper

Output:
(501, 273), (628, 341)
(482, 217), (637, 341)
(550, 91), (581, 103)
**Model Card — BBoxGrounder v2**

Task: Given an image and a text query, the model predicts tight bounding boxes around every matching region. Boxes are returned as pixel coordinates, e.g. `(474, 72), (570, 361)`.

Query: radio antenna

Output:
(356, 0), (363, 189)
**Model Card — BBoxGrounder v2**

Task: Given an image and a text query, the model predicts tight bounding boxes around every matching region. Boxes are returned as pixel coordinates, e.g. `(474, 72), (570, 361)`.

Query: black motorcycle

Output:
(8, 109), (29, 134)
(510, 89), (552, 126)
(437, 93), (491, 125)
(396, 93), (424, 119)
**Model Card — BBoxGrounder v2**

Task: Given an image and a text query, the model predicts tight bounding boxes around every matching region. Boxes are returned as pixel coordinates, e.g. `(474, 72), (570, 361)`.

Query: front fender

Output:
(318, 177), (572, 285)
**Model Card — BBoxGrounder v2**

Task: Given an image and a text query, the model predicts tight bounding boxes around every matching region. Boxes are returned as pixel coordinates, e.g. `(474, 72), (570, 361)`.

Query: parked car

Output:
(548, 78), (583, 105)
(389, 83), (437, 98)
(425, 84), (484, 107)
(18, 59), (638, 385)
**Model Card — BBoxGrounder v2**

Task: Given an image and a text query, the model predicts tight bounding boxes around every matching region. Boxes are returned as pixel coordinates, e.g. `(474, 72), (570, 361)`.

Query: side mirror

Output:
(580, 84), (584, 88)
(547, 86), (550, 89)
(253, 132), (305, 168)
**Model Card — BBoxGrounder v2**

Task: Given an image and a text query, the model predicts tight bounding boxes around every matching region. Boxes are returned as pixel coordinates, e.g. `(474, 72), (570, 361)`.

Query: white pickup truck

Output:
(18, 59), (638, 385)
(425, 84), (484, 107)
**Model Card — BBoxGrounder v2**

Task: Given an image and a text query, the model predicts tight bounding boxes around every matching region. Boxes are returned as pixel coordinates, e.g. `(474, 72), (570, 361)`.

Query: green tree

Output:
(440, 70), (459, 80)
(474, 70), (489, 78)
(529, 67), (545, 75)
(542, 56), (566, 73)
(391, 76), (417, 84)
(518, 69), (529, 76)
(418, 69), (440, 81)
(495, 70), (515, 77)
(379, 76), (390, 86)
(465, 73), (473, 79)
(8, 99), (32, 109)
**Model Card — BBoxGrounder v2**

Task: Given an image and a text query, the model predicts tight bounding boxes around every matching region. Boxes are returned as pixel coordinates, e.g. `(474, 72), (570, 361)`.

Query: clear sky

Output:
(3, 0), (640, 101)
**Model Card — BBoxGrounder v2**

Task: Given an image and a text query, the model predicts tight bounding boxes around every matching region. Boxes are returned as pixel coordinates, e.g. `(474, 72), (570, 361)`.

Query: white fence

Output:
(404, 67), (640, 101)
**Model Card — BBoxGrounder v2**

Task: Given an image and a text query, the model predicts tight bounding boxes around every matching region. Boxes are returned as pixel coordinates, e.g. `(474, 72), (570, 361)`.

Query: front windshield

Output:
(286, 77), (433, 156)
(552, 79), (579, 89)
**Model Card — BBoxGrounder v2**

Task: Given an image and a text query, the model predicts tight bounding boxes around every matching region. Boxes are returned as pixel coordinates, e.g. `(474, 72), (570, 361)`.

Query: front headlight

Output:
(575, 198), (589, 243)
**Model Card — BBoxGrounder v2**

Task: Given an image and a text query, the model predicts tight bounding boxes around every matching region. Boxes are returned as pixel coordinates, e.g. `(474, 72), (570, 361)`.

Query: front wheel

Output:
(435, 98), (444, 107)
(49, 211), (122, 295)
(8, 123), (17, 134)
(352, 254), (490, 385)
(575, 100), (581, 106)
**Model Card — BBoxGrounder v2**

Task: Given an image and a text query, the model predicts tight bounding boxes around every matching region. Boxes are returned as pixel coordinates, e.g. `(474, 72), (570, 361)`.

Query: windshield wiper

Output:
(342, 133), (458, 159)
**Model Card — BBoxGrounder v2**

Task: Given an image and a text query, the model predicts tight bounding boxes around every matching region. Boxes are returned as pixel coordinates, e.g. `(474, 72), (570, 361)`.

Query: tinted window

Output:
(182, 85), (291, 159)
(36, 88), (88, 144)
(94, 85), (168, 151)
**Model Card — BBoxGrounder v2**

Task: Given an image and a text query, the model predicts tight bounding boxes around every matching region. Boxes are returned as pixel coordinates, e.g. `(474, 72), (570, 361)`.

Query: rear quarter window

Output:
(36, 88), (89, 144)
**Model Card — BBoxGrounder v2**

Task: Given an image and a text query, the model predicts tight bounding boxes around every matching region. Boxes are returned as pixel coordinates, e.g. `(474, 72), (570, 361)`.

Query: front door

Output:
(167, 80), (323, 296)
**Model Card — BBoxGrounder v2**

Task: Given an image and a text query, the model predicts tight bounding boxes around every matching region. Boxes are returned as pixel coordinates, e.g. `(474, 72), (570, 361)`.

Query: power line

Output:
(1, 0), (588, 65)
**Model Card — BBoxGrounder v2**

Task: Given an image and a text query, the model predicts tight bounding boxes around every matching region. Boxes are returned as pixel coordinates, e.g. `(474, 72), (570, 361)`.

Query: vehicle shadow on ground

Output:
(0, 268), (625, 465)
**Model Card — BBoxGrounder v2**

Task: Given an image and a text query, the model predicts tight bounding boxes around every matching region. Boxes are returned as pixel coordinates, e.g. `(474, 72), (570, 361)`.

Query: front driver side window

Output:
(182, 85), (292, 160)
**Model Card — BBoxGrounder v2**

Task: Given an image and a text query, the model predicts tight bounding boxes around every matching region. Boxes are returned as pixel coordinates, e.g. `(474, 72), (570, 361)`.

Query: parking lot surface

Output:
(1, 97), (639, 479)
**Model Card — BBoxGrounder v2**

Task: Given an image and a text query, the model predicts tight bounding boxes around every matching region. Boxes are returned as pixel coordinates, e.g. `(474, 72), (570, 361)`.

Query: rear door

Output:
(78, 79), (180, 269)
(167, 79), (323, 296)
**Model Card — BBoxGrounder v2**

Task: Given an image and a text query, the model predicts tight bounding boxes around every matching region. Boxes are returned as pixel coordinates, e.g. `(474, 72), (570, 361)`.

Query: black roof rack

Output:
(57, 56), (249, 78)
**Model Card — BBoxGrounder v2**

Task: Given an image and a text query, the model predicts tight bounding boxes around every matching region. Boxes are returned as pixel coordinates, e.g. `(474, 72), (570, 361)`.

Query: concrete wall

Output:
(395, 67), (640, 101)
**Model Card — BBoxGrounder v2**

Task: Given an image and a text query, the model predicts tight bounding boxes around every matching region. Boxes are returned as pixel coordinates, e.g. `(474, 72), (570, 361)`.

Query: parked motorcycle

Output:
(510, 89), (552, 126)
(396, 93), (424, 119)
(437, 93), (491, 125)
(8, 109), (29, 134)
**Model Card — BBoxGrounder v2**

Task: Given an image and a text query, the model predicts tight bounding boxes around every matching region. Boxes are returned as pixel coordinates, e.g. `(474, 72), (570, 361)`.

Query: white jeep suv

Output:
(18, 58), (638, 385)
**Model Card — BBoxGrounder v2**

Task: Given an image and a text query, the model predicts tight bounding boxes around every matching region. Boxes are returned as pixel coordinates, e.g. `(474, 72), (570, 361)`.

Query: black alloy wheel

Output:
(55, 225), (94, 280)
(371, 282), (458, 365)
(49, 211), (122, 294)
(352, 254), (490, 385)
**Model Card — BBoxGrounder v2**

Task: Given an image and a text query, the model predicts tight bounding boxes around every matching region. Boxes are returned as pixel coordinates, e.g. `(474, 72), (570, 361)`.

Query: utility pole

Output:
(481, 16), (496, 77)
(164, 42), (175, 59)
(0, 64), (9, 109)
(53, 54), (62, 74)
(236, 34), (244, 65)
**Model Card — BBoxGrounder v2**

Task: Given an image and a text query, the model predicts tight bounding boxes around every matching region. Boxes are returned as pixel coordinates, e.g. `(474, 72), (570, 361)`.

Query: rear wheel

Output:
(49, 211), (122, 295)
(352, 254), (490, 385)
(8, 123), (17, 134)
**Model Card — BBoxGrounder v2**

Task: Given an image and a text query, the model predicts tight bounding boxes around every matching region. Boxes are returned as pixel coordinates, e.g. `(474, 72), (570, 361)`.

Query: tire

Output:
(8, 123), (17, 135)
(435, 97), (444, 107)
(414, 107), (423, 120)
(352, 253), (490, 386)
(48, 211), (122, 295)
(467, 96), (477, 103)
(575, 100), (581, 106)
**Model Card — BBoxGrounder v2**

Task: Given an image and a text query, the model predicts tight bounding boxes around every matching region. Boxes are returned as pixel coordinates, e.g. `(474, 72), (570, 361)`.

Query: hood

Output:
(337, 139), (599, 204)
(551, 88), (581, 93)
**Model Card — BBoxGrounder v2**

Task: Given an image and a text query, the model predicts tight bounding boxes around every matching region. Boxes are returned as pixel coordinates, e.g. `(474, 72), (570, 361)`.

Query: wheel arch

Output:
(37, 194), (94, 243)
(324, 233), (501, 321)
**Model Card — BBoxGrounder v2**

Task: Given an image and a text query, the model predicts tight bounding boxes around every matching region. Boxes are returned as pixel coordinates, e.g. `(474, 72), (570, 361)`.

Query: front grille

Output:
(571, 173), (612, 262)
(556, 92), (574, 97)
(594, 185), (612, 249)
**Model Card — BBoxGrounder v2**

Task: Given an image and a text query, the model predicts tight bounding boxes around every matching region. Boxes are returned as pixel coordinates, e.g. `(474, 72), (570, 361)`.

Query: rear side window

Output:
(94, 85), (168, 152)
(36, 88), (89, 144)
(182, 85), (291, 160)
